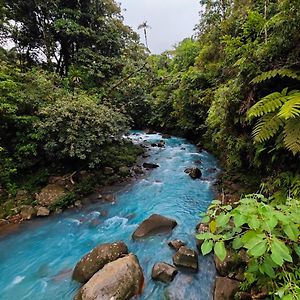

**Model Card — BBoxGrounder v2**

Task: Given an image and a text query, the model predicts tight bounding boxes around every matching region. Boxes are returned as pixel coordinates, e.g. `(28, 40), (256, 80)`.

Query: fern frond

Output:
(252, 114), (284, 143)
(283, 117), (300, 155)
(251, 69), (300, 84)
(247, 92), (286, 119)
(278, 92), (300, 119)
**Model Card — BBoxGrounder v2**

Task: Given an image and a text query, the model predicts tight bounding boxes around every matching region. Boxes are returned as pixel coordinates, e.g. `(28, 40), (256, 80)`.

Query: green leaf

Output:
(271, 238), (293, 265)
(232, 237), (243, 250)
(201, 216), (210, 223)
(201, 239), (213, 256)
(216, 213), (230, 227)
(248, 216), (260, 230)
(233, 214), (247, 227)
(214, 241), (227, 262)
(283, 223), (299, 241)
(248, 240), (267, 257)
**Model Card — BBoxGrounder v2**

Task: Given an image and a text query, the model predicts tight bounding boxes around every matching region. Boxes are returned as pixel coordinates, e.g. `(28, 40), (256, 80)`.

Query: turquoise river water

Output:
(0, 131), (219, 300)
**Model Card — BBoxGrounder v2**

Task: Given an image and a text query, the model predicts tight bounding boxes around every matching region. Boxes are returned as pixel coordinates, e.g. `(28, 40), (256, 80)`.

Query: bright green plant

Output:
(247, 88), (300, 155)
(197, 194), (300, 299)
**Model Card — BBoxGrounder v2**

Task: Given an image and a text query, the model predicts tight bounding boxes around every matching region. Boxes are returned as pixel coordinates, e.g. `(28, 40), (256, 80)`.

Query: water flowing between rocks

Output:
(0, 131), (219, 300)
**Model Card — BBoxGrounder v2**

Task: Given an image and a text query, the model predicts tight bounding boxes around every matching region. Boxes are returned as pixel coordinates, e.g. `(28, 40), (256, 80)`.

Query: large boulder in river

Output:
(172, 246), (198, 271)
(36, 184), (67, 207)
(214, 277), (240, 300)
(184, 167), (202, 179)
(73, 241), (128, 283)
(152, 262), (178, 283)
(75, 254), (144, 300)
(132, 214), (177, 240)
(168, 240), (186, 251)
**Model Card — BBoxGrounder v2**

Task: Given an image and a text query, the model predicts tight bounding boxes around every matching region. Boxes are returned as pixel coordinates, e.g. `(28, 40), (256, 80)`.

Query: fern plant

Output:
(247, 88), (300, 155)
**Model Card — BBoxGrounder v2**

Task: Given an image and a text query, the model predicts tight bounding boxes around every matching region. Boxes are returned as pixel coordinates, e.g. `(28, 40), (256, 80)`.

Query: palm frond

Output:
(247, 91), (286, 119)
(252, 114), (284, 143)
(283, 117), (300, 155)
(278, 92), (300, 120)
(251, 69), (300, 84)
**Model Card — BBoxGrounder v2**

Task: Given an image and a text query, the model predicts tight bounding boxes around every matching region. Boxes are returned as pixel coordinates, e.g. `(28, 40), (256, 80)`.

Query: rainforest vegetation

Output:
(0, 0), (300, 299)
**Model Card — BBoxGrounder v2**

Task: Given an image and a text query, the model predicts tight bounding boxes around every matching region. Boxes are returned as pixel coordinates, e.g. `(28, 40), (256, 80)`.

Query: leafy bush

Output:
(197, 194), (300, 299)
(37, 93), (129, 167)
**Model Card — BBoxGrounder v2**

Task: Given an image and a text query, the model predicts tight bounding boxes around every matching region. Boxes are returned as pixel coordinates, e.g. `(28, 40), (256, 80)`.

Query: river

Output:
(0, 131), (219, 299)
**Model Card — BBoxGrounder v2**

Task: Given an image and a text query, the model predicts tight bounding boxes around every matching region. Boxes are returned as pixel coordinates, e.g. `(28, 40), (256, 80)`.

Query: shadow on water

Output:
(0, 131), (220, 300)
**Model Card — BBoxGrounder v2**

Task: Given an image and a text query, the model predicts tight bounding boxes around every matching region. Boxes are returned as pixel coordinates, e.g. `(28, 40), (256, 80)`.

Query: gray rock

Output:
(73, 241), (129, 283)
(152, 262), (178, 283)
(132, 214), (177, 240)
(36, 184), (67, 207)
(172, 246), (198, 271)
(75, 254), (144, 300)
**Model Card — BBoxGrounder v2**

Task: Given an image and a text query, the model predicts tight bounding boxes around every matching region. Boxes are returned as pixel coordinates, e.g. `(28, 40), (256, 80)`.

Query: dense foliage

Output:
(197, 195), (300, 299)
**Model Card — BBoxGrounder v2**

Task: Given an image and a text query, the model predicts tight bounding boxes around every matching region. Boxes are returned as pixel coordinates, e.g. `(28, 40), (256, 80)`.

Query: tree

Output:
(138, 21), (151, 49)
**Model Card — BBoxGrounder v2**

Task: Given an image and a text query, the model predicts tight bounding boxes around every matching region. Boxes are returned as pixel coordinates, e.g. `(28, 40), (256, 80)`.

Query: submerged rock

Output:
(172, 246), (198, 271)
(184, 167), (202, 179)
(152, 262), (178, 283)
(168, 240), (186, 251)
(132, 214), (177, 240)
(143, 162), (159, 169)
(75, 254), (144, 300)
(157, 140), (166, 147)
(72, 241), (128, 283)
(214, 277), (240, 300)
(36, 184), (67, 207)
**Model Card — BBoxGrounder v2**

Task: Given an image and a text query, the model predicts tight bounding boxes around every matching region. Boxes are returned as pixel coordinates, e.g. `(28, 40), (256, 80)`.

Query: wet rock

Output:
(55, 208), (63, 214)
(214, 277), (240, 300)
(119, 166), (130, 177)
(143, 162), (159, 169)
(145, 129), (156, 134)
(132, 214), (177, 240)
(250, 287), (269, 299)
(184, 167), (202, 179)
(142, 153), (150, 158)
(132, 165), (144, 175)
(74, 200), (82, 208)
(172, 246), (198, 271)
(103, 167), (114, 176)
(214, 249), (236, 277)
(151, 143), (158, 147)
(73, 241), (129, 283)
(75, 254), (144, 300)
(36, 206), (50, 217)
(162, 134), (171, 139)
(102, 194), (115, 202)
(20, 205), (36, 220)
(152, 262), (178, 283)
(157, 140), (165, 147)
(168, 240), (186, 251)
(36, 184), (67, 207)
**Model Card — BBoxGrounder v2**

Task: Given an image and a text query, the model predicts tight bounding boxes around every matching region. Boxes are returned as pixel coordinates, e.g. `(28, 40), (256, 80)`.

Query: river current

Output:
(0, 131), (219, 300)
